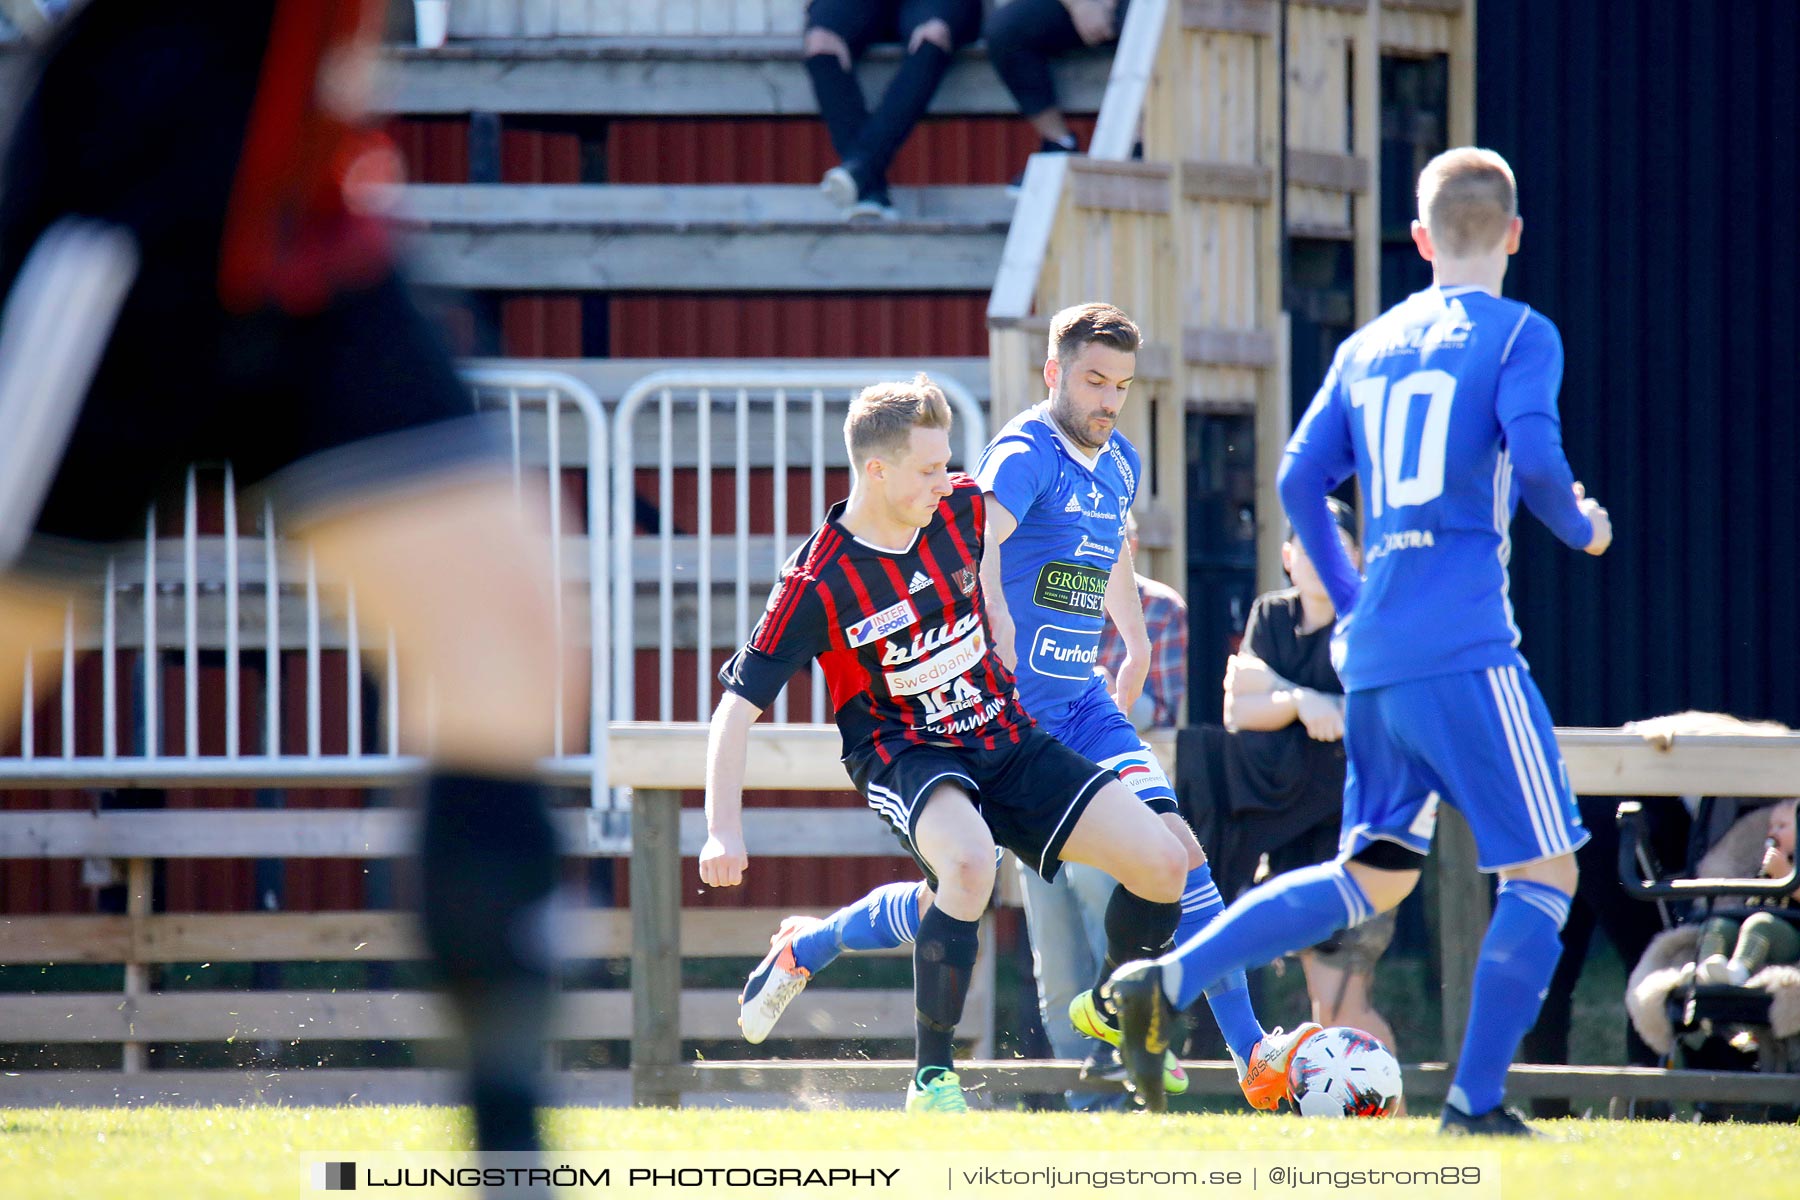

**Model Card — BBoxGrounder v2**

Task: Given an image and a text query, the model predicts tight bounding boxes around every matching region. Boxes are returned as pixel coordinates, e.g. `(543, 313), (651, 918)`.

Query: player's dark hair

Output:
(1048, 302), (1141, 366)
(844, 373), (954, 466)
(1284, 496), (1359, 549)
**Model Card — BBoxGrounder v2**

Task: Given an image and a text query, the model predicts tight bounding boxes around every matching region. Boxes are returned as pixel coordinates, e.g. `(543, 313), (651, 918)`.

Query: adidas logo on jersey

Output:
(908, 571), (933, 594)
(1064, 495), (1082, 513)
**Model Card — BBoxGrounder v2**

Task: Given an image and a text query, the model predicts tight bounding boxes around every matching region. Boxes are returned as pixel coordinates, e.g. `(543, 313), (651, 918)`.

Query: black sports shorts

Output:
(846, 725), (1117, 886)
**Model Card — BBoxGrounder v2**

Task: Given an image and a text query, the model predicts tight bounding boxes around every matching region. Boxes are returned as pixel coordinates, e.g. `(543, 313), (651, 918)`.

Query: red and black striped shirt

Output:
(719, 475), (1034, 762)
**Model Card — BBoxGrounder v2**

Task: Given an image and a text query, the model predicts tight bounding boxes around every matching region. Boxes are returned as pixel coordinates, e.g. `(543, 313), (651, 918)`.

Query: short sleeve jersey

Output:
(1285, 286), (1571, 690)
(1241, 589), (1342, 698)
(718, 475), (1035, 763)
(975, 402), (1141, 726)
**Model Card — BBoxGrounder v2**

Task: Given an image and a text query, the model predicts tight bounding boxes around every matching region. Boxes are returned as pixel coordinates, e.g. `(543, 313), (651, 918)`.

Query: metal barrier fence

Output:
(0, 368), (611, 804)
(609, 369), (986, 725)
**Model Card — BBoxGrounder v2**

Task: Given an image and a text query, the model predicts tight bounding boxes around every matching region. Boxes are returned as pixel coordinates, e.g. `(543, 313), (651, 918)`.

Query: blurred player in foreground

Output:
(1108, 147), (1612, 1131)
(0, 0), (579, 1164)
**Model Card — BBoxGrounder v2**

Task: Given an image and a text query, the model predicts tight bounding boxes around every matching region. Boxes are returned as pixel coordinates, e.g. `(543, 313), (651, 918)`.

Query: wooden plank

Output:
(632, 789), (683, 1107)
(1183, 326), (1278, 368)
(1385, 0), (1463, 14)
(1435, 806), (1489, 1065)
(1134, 342), (1175, 383)
(1069, 161), (1173, 215)
(122, 859), (150, 1073)
(1288, 219), (1355, 240)
(1253, 4), (1289, 594)
(1287, 149), (1371, 193)
(0, 988), (945, 1044)
(380, 44), (1114, 119)
(1180, 160), (1274, 203)
(404, 227), (1007, 293)
(1450, 0), (1476, 146)
(0, 907), (911, 965)
(2, 728), (1797, 815)
(1182, 0), (1278, 37)
(988, 146), (1072, 324)
(1352, 0), (1382, 325)
(1091, 0), (1170, 159)
(397, 183), (1016, 227)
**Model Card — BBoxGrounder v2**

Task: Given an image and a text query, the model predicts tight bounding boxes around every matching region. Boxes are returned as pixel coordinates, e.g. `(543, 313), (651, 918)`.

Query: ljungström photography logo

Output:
(313, 1161), (356, 1191)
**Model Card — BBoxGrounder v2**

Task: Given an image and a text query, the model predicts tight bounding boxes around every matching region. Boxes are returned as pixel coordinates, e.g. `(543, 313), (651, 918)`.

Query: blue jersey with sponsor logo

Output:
(1281, 285), (1592, 691)
(975, 402), (1140, 726)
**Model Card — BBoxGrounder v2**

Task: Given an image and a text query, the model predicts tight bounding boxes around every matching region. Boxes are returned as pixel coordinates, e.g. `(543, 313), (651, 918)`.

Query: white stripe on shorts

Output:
(1500, 666), (1573, 855)
(0, 219), (140, 568)
(1485, 667), (1559, 857)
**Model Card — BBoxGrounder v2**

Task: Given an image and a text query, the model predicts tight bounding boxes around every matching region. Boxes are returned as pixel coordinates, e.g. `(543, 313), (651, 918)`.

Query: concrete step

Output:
(380, 36), (1110, 117)
(462, 356), (992, 407)
(396, 183), (1013, 291)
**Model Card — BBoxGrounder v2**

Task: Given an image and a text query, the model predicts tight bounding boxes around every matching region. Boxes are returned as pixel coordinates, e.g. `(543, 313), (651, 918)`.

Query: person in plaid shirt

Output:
(1098, 511), (1188, 729)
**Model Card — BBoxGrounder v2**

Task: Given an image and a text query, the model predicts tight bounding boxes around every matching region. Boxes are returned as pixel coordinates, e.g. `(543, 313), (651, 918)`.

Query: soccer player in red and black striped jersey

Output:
(701, 376), (1189, 1111)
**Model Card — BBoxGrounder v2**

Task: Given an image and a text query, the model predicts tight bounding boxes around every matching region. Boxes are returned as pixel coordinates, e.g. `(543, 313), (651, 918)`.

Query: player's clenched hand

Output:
(1294, 688), (1345, 742)
(1574, 482), (1611, 556)
(699, 831), (748, 888)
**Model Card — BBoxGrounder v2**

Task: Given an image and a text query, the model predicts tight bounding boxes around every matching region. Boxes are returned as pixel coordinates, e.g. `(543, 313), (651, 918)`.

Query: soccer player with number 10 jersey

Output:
(1108, 147), (1613, 1133)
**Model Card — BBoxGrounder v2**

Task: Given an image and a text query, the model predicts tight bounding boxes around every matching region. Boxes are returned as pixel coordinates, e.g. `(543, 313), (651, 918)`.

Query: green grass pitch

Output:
(0, 1105), (1791, 1199)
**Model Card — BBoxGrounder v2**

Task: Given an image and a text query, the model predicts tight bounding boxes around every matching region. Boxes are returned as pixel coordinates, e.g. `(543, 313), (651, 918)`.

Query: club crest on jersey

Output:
(954, 567), (977, 595)
(844, 598), (919, 648)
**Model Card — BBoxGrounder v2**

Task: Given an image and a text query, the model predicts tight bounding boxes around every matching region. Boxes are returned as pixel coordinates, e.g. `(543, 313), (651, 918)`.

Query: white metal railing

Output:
(610, 369), (986, 727)
(0, 368), (611, 806)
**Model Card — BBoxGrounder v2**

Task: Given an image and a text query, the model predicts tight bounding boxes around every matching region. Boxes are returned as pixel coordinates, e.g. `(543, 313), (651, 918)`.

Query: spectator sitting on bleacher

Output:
(804, 0), (983, 221)
(985, 0), (1127, 189)
(1221, 498), (1403, 1073)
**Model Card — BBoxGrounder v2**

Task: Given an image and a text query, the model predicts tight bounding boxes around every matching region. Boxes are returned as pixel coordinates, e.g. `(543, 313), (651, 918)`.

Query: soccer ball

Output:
(1286, 1026), (1403, 1117)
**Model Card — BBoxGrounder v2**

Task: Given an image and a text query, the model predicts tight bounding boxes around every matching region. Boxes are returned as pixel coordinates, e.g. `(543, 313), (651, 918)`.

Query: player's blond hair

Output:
(1416, 147), (1517, 257)
(844, 374), (954, 466)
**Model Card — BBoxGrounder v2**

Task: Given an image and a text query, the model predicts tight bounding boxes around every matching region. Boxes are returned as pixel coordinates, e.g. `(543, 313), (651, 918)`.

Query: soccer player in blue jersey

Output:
(1107, 148), (1612, 1130)
(737, 305), (1290, 1108)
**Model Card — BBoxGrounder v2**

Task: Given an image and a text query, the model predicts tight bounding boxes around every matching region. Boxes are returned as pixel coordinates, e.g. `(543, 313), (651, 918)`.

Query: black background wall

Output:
(1476, 0), (1800, 727)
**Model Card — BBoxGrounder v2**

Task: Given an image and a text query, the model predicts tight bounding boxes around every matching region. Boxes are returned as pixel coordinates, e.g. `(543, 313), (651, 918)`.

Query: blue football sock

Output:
(1158, 860), (1375, 1012)
(1447, 879), (1570, 1118)
(1179, 862), (1267, 1062)
(790, 881), (925, 975)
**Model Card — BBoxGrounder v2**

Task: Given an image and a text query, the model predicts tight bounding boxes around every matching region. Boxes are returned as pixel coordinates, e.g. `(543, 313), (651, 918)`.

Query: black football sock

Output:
(913, 906), (980, 1083)
(1092, 883), (1181, 1015)
(419, 771), (559, 1152)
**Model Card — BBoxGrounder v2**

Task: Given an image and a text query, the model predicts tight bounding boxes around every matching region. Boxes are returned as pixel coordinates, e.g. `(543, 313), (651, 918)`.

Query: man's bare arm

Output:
(699, 691), (761, 887)
(979, 493), (1021, 669)
(1103, 544), (1150, 713)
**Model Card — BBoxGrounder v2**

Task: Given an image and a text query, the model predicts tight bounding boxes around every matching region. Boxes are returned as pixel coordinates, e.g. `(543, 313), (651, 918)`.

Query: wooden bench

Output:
(4, 725), (1800, 1107)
